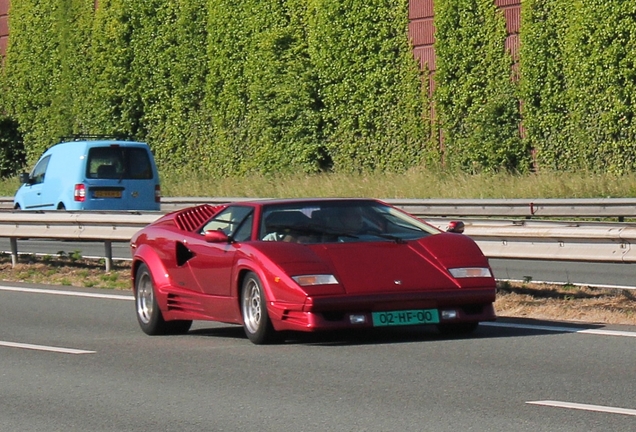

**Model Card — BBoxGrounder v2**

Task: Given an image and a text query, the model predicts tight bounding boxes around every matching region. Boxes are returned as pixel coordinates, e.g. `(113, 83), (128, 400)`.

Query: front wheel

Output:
(241, 272), (278, 344)
(135, 263), (192, 335)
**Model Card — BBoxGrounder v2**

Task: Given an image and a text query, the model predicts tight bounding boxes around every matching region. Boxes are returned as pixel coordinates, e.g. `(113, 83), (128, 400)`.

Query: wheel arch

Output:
(132, 244), (170, 301)
(234, 264), (275, 318)
(235, 267), (257, 317)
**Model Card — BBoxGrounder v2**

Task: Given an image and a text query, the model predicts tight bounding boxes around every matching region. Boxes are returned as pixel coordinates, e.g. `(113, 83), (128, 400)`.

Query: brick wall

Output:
(0, 0), (9, 58)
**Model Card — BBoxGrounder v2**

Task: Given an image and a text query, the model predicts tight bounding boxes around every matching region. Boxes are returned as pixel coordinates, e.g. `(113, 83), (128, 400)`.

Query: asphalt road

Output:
(1, 238), (635, 289)
(1, 282), (635, 431)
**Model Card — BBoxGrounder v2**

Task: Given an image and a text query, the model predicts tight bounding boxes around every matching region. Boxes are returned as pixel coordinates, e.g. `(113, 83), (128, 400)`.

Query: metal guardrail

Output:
(2, 199), (636, 272)
(3, 196), (636, 218)
(0, 211), (160, 271)
(160, 197), (636, 220)
(427, 218), (636, 263)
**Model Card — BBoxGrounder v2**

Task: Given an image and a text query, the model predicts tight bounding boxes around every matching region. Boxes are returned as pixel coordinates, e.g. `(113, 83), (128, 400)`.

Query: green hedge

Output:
(0, 116), (24, 177)
(521, 0), (636, 174)
(433, 0), (526, 173)
(308, 0), (432, 172)
(519, 0), (572, 169)
(3, 0), (636, 177)
(2, 0), (432, 176)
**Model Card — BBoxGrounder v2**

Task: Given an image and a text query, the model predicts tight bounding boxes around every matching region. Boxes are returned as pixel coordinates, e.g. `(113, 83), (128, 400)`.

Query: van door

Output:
(19, 155), (50, 209)
(85, 145), (159, 210)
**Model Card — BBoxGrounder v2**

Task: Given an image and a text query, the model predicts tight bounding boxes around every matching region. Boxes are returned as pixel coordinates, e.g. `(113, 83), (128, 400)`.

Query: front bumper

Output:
(268, 288), (496, 332)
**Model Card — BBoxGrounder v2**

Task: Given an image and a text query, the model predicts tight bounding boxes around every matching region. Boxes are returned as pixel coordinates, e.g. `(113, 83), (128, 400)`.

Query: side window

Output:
(201, 206), (253, 240)
(233, 214), (254, 242)
(31, 155), (51, 185)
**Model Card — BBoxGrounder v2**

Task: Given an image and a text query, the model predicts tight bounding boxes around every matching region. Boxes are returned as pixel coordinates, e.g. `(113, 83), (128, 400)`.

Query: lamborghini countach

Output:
(130, 198), (496, 344)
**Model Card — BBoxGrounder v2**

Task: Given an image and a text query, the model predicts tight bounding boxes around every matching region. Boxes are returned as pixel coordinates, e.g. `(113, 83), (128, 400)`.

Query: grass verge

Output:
(3, 169), (636, 199)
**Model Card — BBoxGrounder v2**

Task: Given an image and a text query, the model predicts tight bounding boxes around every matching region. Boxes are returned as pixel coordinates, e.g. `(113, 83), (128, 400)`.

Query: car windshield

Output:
(259, 201), (439, 244)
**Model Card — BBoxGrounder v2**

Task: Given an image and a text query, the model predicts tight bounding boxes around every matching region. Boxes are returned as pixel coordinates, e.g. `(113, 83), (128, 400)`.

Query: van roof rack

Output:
(59, 134), (136, 142)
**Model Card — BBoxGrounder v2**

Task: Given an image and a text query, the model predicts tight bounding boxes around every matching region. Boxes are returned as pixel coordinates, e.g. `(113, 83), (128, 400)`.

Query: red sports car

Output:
(130, 198), (496, 344)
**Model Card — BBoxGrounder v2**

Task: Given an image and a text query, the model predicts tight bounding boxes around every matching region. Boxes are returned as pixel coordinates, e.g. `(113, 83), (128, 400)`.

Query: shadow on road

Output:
(186, 316), (617, 346)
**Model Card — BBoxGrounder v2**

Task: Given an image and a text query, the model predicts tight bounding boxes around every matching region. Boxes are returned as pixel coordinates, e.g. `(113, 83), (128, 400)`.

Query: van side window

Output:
(87, 147), (153, 180)
(31, 155), (51, 185)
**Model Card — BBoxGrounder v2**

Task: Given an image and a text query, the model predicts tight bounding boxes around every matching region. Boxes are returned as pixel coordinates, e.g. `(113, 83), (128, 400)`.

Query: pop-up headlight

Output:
(292, 274), (339, 286)
(449, 267), (492, 278)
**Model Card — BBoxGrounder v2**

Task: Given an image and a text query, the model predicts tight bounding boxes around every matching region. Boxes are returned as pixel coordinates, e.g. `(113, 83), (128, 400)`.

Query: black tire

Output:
(57, 203), (66, 210)
(14, 204), (21, 210)
(135, 263), (192, 335)
(241, 272), (278, 344)
(437, 322), (479, 336)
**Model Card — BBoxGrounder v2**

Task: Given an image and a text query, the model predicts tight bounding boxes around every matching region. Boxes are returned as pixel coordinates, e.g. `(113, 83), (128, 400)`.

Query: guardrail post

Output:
(104, 240), (113, 272)
(10, 237), (17, 268)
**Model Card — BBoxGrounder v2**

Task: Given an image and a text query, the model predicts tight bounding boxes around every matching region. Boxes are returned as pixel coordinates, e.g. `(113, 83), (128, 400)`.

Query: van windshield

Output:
(87, 146), (153, 180)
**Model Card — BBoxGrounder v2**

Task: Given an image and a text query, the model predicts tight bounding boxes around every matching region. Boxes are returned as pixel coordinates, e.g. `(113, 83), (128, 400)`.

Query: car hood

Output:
(255, 233), (493, 294)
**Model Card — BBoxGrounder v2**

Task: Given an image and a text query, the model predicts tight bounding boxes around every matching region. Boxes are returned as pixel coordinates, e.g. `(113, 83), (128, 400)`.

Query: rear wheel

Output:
(135, 263), (192, 335)
(437, 322), (479, 336)
(241, 272), (278, 344)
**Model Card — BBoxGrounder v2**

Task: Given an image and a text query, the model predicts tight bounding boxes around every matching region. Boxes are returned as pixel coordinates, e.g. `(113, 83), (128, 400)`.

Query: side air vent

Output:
(166, 293), (205, 313)
(174, 204), (223, 231)
(176, 242), (194, 266)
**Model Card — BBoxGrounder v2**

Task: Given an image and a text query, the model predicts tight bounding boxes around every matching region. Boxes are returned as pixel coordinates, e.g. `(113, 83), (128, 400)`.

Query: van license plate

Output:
(372, 309), (439, 327)
(94, 190), (122, 198)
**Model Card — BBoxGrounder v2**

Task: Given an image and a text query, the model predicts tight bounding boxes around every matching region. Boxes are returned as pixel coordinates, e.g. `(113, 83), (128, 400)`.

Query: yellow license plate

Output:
(94, 190), (122, 198)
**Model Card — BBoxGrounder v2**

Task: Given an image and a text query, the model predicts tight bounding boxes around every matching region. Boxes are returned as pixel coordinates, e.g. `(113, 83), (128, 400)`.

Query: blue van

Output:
(14, 139), (161, 211)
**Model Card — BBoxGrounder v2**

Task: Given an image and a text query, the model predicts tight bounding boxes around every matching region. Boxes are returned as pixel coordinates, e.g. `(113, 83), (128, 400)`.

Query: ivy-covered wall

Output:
(520, 0), (636, 174)
(1, 0), (432, 177)
(433, 0), (525, 173)
(2, 0), (636, 178)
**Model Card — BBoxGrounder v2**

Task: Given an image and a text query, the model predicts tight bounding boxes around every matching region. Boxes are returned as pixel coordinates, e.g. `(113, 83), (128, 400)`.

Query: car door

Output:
(183, 206), (254, 297)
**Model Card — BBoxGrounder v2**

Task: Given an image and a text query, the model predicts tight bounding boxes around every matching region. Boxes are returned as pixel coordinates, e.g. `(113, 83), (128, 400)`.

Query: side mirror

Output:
(204, 229), (230, 243)
(446, 220), (465, 234)
(19, 173), (31, 184)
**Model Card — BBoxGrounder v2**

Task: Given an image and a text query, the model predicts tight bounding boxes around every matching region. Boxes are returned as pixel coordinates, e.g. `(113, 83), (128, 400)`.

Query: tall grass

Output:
(159, 168), (636, 199)
(1, 168), (635, 199)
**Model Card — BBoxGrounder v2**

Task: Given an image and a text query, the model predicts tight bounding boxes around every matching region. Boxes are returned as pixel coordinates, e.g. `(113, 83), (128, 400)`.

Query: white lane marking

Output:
(0, 341), (95, 355)
(482, 322), (636, 338)
(0, 285), (133, 300)
(578, 329), (636, 338)
(527, 400), (636, 417)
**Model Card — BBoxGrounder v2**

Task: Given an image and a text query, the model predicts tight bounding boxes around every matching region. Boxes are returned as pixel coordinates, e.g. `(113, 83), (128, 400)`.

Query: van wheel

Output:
(14, 204), (21, 210)
(57, 203), (66, 210)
